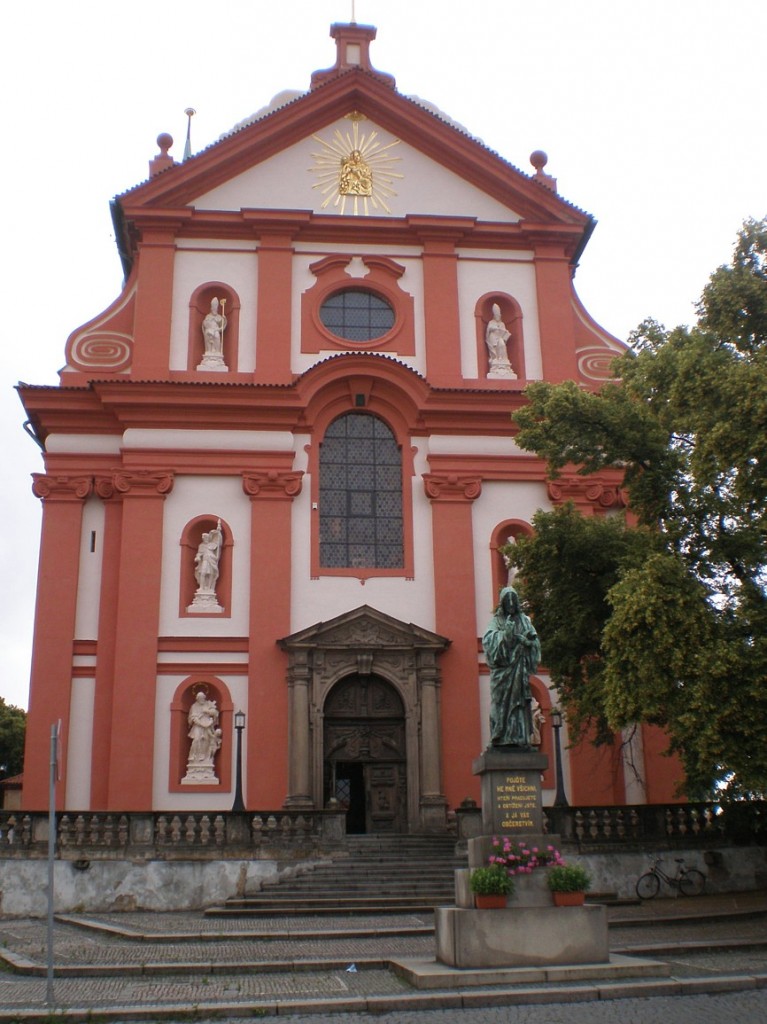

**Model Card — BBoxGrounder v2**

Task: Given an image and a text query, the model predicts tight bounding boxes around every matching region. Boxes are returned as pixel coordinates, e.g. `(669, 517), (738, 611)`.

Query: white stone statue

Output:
(197, 297), (228, 371)
(187, 519), (224, 613)
(182, 691), (222, 784)
(531, 698), (545, 747)
(485, 303), (517, 379)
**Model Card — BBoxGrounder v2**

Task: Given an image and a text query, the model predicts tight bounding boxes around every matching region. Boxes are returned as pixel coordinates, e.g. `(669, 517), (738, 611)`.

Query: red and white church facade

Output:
(19, 23), (682, 829)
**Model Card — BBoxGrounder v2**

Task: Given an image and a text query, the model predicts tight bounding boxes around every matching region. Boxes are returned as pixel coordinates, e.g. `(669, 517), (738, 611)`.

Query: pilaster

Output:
(130, 226), (178, 378)
(242, 469), (303, 807)
(424, 471), (483, 807)
(23, 475), (92, 809)
(106, 470), (173, 809)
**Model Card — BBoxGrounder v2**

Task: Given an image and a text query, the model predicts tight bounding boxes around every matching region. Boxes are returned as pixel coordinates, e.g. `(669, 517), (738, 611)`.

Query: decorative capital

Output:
(242, 471), (303, 501)
(32, 474), (92, 502)
(547, 476), (626, 510)
(112, 471), (174, 497)
(423, 473), (482, 503)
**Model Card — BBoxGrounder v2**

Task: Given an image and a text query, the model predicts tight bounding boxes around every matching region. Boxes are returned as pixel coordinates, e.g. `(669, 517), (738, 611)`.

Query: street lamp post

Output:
(232, 710), (246, 813)
(550, 707), (569, 807)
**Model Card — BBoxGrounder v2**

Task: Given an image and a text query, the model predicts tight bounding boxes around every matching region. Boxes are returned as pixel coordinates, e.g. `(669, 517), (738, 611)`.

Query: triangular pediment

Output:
(119, 69), (590, 232)
(279, 605), (450, 652)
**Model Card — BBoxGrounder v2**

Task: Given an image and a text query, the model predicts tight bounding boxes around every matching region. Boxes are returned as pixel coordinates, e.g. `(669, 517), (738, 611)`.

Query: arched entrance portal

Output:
(324, 674), (406, 834)
(279, 605), (451, 833)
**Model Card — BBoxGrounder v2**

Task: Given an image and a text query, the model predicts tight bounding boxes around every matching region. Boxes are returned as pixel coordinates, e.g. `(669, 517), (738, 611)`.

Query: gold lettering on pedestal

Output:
(494, 773), (538, 830)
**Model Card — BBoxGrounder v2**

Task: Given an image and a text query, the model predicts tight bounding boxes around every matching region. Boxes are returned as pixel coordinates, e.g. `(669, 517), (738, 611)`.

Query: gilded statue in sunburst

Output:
(310, 114), (402, 216)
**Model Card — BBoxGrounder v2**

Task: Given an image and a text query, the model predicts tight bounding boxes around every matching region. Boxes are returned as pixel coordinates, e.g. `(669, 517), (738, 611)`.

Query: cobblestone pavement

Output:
(0, 894), (764, 1022)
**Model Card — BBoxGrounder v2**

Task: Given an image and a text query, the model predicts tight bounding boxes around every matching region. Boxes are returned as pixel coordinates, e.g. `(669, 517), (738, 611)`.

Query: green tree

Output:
(0, 697), (26, 780)
(511, 218), (767, 797)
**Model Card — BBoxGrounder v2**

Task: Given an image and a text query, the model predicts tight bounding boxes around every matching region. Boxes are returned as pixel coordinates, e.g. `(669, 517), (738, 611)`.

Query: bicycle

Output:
(635, 855), (706, 899)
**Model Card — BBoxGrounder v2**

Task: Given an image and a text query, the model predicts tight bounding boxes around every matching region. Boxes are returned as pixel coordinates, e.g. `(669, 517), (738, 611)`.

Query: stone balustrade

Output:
(0, 801), (760, 858)
(0, 808), (346, 859)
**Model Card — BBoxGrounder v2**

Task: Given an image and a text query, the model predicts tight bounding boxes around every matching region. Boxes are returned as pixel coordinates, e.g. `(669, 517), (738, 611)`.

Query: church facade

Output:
(19, 23), (681, 829)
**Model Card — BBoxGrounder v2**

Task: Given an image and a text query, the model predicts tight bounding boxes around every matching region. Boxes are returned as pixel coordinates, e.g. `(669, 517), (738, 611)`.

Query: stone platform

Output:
(435, 904), (610, 969)
(391, 951), (671, 990)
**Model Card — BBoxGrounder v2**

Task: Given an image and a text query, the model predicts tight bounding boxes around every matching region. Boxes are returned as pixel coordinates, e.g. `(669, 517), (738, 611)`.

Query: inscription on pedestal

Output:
(473, 748), (548, 836)
(496, 773), (538, 831)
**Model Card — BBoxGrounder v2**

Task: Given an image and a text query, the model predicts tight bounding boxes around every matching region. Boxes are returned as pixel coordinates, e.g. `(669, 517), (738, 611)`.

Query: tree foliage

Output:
(0, 698), (26, 780)
(511, 218), (767, 797)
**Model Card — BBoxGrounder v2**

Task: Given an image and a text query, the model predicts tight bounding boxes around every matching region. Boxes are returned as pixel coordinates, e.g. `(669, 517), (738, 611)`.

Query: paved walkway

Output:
(0, 892), (765, 1022)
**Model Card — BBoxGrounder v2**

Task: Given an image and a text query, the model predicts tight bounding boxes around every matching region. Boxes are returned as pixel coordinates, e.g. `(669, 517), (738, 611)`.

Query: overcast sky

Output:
(2, 0), (765, 711)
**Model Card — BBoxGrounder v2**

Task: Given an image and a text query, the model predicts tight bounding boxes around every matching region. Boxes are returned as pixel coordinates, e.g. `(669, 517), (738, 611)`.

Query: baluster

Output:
(251, 815), (264, 846)
(89, 814), (101, 845)
(588, 809), (598, 839)
(213, 815), (226, 846)
(170, 815), (182, 843)
(21, 815), (32, 845)
(59, 814), (72, 846)
(574, 808), (585, 841)
(74, 814), (86, 845)
(103, 815), (114, 847)
(184, 815), (197, 844)
(118, 815), (129, 845)
(665, 808), (674, 835)
(199, 815), (211, 845)
(601, 809), (612, 838)
(677, 807), (687, 835)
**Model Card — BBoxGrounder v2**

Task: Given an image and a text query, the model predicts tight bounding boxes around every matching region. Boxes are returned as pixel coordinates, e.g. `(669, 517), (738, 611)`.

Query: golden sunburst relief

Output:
(310, 115), (403, 216)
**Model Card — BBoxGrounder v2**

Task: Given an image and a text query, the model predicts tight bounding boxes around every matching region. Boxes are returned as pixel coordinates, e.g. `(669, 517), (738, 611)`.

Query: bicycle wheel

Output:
(636, 871), (660, 900)
(679, 869), (706, 896)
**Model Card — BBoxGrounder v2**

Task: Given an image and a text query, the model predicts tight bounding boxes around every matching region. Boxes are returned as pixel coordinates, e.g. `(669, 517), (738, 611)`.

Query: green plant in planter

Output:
(469, 864), (515, 896)
(546, 863), (592, 893)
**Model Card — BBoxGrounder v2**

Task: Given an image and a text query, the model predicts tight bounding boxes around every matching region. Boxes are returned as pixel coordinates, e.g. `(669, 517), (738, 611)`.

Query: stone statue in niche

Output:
(530, 697), (545, 747)
(197, 297), (228, 371)
(187, 519), (224, 613)
(182, 690), (222, 784)
(485, 303), (517, 379)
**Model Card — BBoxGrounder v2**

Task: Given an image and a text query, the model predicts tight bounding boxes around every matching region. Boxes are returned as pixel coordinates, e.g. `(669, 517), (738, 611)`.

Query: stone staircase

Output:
(205, 833), (465, 917)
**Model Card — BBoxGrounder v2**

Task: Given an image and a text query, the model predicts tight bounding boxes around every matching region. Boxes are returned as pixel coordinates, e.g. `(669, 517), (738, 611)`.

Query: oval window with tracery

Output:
(319, 288), (395, 342)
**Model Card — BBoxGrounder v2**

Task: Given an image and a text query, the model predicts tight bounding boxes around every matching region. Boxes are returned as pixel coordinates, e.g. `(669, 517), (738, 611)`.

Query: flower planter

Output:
(474, 894), (507, 909)
(552, 890), (586, 907)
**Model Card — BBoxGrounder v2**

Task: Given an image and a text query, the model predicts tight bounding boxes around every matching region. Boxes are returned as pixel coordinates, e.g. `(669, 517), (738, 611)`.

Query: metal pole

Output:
(552, 719), (569, 807)
(46, 724), (57, 1006)
(232, 720), (245, 813)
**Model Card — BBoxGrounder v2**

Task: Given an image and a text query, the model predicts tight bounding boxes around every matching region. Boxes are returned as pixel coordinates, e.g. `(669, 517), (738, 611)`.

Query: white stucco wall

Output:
(457, 253), (543, 380)
(193, 119), (521, 223)
(159, 474), (252, 637)
(171, 245), (259, 372)
(74, 496), (106, 640)
(66, 676), (95, 808)
(153, 671), (249, 810)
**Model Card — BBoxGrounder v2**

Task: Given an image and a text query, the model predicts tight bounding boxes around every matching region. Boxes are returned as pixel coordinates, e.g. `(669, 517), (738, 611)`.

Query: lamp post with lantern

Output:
(232, 710), (246, 812)
(550, 707), (569, 807)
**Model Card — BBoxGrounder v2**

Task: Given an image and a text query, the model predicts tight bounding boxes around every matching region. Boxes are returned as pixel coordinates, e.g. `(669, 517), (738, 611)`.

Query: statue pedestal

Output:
(472, 747), (548, 836)
(433, 744), (609, 971)
(181, 765), (219, 785)
(187, 592), (224, 614)
(197, 354), (228, 372)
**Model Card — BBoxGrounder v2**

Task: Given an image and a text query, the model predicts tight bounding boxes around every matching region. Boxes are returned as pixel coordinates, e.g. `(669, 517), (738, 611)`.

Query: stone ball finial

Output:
(156, 133), (174, 156)
(530, 150), (548, 172)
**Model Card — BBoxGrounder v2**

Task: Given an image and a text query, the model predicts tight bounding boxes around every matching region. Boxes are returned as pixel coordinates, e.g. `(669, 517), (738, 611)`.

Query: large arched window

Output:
(319, 413), (404, 569)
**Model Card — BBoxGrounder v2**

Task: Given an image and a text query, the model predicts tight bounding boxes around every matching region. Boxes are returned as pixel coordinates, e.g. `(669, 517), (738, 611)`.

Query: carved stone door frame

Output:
(278, 605), (450, 833)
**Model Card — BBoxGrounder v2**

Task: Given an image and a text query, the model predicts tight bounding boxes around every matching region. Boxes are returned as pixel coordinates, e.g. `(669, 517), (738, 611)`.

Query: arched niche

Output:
(187, 282), (241, 371)
(475, 292), (526, 380)
(179, 515), (234, 617)
(489, 518), (533, 602)
(168, 676), (234, 793)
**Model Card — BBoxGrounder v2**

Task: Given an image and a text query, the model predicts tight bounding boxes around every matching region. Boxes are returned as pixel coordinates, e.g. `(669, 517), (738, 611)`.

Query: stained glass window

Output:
(320, 413), (404, 568)
(319, 289), (395, 342)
